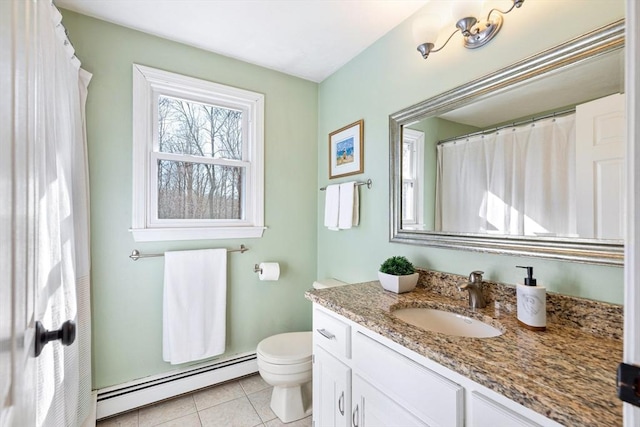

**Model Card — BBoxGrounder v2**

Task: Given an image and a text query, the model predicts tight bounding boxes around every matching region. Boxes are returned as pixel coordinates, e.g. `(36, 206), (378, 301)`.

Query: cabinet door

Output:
(470, 392), (542, 427)
(313, 346), (351, 427)
(352, 375), (427, 427)
(353, 332), (463, 426)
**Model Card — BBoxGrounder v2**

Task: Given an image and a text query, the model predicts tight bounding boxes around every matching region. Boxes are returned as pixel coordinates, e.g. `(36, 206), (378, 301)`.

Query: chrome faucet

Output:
(458, 270), (486, 309)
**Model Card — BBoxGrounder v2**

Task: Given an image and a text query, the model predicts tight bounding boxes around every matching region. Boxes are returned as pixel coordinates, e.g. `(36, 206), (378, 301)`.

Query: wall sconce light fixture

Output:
(414, 0), (524, 59)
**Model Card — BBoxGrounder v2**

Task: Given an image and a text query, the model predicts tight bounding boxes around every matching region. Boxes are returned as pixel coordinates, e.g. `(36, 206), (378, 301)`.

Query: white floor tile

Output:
(155, 412), (202, 427)
(97, 410), (139, 427)
(198, 396), (263, 427)
(138, 394), (197, 427)
(264, 415), (312, 427)
(193, 380), (245, 411)
(247, 387), (276, 422)
(239, 374), (270, 395)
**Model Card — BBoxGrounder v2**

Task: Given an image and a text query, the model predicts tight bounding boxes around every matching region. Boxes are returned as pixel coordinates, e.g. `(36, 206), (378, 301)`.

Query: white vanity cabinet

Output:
(312, 304), (563, 427)
(313, 308), (352, 427)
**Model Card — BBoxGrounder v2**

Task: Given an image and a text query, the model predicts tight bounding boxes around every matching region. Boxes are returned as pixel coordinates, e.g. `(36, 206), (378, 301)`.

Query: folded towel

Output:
(163, 249), (227, 365)
(324, 184), (340, 231)
(338, 182), (359, 229)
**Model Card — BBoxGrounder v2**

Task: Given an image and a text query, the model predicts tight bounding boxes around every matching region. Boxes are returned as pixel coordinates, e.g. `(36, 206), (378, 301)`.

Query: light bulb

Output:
(412, 12), (444, 46)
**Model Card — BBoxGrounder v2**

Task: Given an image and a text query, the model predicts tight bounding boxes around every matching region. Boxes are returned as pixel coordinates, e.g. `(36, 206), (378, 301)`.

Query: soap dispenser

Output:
(516, 266), (546, 331)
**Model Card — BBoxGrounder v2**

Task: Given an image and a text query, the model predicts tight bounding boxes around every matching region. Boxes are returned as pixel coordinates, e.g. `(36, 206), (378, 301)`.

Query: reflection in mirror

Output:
(390, 20), (625, 265)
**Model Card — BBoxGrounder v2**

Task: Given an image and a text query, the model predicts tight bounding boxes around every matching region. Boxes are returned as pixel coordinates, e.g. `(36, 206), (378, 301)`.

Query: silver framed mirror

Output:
(389, 20), (624, 266)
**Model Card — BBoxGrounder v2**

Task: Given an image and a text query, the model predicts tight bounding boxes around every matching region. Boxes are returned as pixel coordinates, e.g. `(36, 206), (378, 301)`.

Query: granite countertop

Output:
(305, 277), (623, 427)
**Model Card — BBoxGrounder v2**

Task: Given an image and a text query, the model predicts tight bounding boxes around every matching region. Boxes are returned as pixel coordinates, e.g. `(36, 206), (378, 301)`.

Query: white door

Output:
(624, 1), (640, 425)
(1, 0), (38, 425)
(1, 1), (89, 426)
(576, 93), (626, 240)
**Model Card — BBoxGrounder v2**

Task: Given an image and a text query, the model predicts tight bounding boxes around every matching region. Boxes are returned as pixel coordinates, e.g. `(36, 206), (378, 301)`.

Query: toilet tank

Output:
(313, 278), (348, 289)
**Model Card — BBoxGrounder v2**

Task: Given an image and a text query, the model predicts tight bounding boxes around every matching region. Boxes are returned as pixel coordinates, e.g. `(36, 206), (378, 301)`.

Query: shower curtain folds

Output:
(436, 114), (576, 237)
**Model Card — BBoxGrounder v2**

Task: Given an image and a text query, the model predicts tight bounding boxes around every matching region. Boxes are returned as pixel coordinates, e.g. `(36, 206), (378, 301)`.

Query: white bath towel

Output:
(338, 182), (359, 229)
(163, 249), (227, 365)
(324, 184), (340, 231)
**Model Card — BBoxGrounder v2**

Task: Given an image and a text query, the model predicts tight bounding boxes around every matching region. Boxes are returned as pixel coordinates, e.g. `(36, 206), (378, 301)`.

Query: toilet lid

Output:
(313, 278), (348, 289)
(257, 331), (312, 365)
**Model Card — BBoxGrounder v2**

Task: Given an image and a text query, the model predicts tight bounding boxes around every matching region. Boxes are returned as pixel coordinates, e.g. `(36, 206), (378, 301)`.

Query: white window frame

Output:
(402, 128), (424, 229)
(131, 64), (265, 241)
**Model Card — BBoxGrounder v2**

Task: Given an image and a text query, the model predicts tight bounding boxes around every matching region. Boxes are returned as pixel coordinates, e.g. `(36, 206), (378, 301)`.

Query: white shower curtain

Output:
(33, 2), (93, 426)
(436, 114), (576, 237)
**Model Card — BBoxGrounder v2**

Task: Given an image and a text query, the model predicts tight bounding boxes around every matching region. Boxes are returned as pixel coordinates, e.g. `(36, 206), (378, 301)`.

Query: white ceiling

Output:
(439, 48), (625, 128)
(56, 0), (428, 82)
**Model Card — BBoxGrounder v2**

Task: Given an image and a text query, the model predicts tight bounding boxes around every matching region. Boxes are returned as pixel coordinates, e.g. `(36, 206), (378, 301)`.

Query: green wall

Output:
(61, 10), (319, 389)
(317, 1), (625, 304)
(63, 0), (627, 392)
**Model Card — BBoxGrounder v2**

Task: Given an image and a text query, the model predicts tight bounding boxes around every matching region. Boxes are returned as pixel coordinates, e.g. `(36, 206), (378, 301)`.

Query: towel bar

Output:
(129, 244), (249, 261)
(320, 178), (372, 191)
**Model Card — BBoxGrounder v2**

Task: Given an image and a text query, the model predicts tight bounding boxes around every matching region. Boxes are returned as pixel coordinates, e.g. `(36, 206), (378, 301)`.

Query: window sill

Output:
(130, 226), (266, 242)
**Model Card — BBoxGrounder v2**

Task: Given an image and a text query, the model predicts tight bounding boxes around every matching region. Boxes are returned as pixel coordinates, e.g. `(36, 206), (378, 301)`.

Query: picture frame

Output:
(329, 119), (364, 179)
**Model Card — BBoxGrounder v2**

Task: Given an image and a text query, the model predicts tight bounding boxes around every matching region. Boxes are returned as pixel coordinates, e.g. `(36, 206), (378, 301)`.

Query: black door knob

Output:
(34, 320), (76, 357)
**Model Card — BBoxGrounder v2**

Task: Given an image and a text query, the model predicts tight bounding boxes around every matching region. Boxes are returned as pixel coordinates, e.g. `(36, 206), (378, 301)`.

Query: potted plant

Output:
(378, 256), (419, 293)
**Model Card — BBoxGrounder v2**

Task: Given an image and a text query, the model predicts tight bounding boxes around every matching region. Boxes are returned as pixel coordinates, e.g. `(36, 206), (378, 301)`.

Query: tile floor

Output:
(96, 374), (312, 427)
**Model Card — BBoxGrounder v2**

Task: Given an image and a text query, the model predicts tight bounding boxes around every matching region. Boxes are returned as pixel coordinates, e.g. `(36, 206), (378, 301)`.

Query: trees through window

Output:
(131, 65), (264, 241)
(156, 95), (244, 221)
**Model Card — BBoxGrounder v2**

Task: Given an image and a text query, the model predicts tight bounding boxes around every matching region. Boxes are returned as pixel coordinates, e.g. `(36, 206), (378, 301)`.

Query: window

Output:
(402, 128), (424, 229)
(131, 65), (264, 241)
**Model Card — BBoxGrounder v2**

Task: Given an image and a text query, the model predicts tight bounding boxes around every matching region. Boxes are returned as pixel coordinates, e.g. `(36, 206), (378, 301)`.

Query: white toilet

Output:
(256, 278), (347, 423)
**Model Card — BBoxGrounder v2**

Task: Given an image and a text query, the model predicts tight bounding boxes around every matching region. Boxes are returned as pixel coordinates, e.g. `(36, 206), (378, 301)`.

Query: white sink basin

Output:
(392, 308), (503, 338)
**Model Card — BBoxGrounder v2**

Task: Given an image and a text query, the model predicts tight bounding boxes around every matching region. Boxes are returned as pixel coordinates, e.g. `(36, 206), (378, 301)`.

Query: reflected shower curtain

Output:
(34, 1), (93, 426)
(436, 114), (576, 237)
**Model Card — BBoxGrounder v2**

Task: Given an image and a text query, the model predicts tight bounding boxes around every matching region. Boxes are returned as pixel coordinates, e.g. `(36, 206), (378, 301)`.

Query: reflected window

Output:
(402, 129), (424, 229)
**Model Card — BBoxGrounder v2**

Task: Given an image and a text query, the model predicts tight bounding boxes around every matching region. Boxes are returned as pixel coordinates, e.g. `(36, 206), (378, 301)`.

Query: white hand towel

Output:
(338, 182), (359, 229)
(324, 184), (340, 231)
(163, 249), (227, 365)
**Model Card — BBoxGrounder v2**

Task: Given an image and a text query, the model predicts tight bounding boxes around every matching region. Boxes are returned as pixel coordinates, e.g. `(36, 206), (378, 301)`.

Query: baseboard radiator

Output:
(96, 352), (258, 420)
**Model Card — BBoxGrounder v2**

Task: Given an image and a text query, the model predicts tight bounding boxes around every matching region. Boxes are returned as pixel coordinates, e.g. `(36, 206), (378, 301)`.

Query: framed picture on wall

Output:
(329, 119), (364, 179)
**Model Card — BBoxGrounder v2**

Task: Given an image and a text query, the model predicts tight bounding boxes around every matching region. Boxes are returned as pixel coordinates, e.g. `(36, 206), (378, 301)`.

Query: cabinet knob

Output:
(338, 391), (344, 416)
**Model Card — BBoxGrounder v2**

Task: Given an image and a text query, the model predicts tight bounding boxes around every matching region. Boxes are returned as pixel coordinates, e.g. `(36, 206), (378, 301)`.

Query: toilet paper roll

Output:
(258, 262), (280, 281)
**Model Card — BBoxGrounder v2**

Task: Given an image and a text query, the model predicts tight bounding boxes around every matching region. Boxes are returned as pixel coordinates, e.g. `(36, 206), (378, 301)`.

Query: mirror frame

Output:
(389, 20), (624, 266)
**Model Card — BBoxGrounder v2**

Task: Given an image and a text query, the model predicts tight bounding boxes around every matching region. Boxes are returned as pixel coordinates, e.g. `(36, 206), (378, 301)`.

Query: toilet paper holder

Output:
(254, 262), (280, 281)
(254, 263), (277, 274)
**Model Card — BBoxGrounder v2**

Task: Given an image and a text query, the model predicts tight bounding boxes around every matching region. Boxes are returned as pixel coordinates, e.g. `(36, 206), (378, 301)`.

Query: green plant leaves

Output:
(379, 256), (415, 276)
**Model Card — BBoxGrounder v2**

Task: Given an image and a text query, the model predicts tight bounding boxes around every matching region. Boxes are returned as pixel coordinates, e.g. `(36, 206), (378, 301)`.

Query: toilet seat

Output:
(257, 331), (312, 365)
(257, 359), (311, 376)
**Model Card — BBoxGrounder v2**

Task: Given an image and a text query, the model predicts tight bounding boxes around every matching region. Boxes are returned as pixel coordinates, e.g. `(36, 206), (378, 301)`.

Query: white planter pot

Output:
(378, 271), (419, 294)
